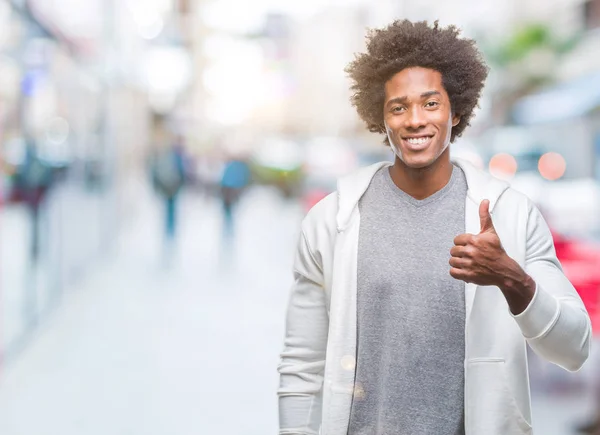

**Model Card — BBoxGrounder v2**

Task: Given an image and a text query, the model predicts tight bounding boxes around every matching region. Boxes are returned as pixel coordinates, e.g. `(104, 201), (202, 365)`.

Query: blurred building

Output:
(507, 0), (600, 181)
(0, 0), (196, 361)
(281, 8), (366, 137)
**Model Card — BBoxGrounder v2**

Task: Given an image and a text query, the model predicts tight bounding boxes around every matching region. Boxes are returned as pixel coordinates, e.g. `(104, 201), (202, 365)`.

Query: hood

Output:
(335, 158), (511, 232)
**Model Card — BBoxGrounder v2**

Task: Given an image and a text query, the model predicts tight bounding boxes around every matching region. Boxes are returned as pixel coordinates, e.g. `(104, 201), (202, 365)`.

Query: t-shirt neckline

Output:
(383, 164), (460, 207)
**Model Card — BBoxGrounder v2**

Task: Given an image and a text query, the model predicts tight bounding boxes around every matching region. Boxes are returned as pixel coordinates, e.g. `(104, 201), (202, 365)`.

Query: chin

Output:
(399, 155), (437, 169)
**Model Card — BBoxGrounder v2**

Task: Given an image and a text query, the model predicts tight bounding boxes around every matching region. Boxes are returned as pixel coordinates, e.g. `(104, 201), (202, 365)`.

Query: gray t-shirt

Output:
(348, 164), (468, 435)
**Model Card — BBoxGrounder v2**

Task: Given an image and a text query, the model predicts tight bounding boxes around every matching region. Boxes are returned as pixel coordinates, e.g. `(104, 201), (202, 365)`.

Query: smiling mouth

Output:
(402, 135), (434, 149)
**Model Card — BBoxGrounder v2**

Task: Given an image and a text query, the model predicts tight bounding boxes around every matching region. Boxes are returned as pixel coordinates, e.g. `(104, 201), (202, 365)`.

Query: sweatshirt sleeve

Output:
(511, 199), (592, 372)
(278, 226), (329, 434)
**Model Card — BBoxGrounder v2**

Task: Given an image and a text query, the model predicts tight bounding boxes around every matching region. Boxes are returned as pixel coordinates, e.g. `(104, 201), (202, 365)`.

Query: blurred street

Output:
(0, 184), (301, 435)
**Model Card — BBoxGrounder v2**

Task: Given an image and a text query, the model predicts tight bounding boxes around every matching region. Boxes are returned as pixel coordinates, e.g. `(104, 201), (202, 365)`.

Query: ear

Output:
(452, 114), (461, 127)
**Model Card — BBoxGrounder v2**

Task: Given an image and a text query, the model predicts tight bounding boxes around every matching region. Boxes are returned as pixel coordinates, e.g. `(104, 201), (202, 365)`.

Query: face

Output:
(383, 67), (460, 169)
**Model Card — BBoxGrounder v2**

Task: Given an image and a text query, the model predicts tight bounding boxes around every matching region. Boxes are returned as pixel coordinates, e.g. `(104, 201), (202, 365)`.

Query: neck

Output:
(389, 149), (453, 200)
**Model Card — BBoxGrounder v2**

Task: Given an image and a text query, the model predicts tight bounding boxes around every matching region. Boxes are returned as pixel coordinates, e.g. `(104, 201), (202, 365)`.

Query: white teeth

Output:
(406, 137), (430, 145)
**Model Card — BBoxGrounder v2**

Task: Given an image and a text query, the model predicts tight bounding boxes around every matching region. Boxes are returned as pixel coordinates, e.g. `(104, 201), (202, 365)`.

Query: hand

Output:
(449, 199), (508, 286)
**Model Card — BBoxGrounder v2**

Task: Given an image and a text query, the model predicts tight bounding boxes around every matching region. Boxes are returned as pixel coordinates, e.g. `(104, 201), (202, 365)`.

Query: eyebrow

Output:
(386, 91), (442, 107)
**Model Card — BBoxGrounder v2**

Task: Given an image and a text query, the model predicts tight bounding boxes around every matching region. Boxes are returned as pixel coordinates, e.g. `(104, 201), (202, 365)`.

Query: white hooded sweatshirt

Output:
(278, 158), (591, 435)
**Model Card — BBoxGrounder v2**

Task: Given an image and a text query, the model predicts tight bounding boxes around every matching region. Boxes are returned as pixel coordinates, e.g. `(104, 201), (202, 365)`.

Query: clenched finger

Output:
(450, 246), (469, 258)
(449, 267), (473, 283)
(449, 256), (471, 269)
(453, 233), (473, 246)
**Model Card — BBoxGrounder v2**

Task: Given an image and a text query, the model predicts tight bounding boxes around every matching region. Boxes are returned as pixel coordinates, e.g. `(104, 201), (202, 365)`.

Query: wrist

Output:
(500, 273), (536, 296)
(496, 256), (536, 315)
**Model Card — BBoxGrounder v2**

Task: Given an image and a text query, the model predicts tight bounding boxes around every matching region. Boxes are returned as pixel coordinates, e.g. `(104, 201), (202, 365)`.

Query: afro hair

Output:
(345, 20), (489, 144)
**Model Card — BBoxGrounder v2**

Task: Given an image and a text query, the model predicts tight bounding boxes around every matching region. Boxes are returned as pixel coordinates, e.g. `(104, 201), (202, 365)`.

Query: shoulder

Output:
(495, 186), (547, 238)
(305, 191), (338, 220)
(302, 192), (338, 236)
(498, 187), (531, 208)
(497, 187), (542, 219)
(297, 192), (339, 264)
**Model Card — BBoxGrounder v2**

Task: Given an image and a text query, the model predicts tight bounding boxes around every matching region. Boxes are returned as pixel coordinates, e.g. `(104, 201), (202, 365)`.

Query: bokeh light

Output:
(488, 153), (518, 180)
(538, 152), (567, 181)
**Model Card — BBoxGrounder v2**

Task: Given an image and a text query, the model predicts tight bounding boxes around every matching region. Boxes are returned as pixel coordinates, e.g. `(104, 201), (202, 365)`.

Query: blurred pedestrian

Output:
(12, 140), (54, 262)
(278, 20), (591, 435)
(151, 135), (186, 247)
(219, 156), (251, 235)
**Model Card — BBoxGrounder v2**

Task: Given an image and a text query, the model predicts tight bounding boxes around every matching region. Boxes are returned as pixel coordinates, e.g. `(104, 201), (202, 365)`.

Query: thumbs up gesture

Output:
(449, 199), (508, 286)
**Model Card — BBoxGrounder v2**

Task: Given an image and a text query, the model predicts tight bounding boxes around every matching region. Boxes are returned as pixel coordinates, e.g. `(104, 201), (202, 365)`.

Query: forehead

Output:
(384, 67), (446, 98)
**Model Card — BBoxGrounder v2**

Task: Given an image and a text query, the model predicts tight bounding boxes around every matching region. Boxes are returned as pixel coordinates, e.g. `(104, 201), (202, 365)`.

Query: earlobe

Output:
(452, 115), (461, 127)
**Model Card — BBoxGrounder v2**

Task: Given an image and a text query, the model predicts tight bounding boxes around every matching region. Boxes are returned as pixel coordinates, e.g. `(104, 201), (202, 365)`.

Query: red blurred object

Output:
(302, 189), (330, 213)
(552, 230), (600, 333)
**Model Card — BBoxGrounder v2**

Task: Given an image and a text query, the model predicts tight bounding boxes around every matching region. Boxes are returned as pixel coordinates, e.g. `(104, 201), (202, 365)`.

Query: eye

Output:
(425, 101), (439, 108)
(392, 106), (406, 113)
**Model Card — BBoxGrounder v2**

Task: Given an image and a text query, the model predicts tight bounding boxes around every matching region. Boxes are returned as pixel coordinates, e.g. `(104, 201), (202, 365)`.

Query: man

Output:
(278, 20), (591, 435)
(151, 135), (186, 244)
(219, 156), (251, 235)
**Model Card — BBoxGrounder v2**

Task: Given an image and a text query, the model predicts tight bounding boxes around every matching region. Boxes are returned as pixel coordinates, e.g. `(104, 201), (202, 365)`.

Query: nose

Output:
(404, 106), (427, 130)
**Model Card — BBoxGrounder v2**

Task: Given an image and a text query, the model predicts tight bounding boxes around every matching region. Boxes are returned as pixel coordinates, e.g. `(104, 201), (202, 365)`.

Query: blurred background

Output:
(0, 0), (599, 434)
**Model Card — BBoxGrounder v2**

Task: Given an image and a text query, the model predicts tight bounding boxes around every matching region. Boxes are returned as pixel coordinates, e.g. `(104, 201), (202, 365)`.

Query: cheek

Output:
(433, 111), (452, 124)
(384, 123), (403, 156)
(434, 114), (454, 136)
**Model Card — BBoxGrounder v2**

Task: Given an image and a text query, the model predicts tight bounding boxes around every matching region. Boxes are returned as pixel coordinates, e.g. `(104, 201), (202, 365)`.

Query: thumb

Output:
(479, 199), (496, 233)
